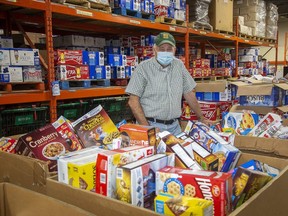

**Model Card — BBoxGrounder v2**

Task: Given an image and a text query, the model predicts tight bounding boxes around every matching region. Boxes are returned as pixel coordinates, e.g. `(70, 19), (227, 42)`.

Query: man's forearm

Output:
(128, 95), (149, 126)
(184, 90), (204, 121)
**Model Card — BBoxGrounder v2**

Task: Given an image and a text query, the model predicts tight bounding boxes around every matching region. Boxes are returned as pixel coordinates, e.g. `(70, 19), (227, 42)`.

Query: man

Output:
(125, 32), (208, 135)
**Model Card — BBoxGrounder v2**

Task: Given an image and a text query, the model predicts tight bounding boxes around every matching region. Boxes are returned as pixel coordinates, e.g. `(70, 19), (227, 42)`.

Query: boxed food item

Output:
(72, 105), (120, 147)
(0, 137), (18, 153)
(54, 49), (83, 65)
(95, 145), (155, 198)
(56, 64), (89, 80)
(22, 65), (42, 82)
(16, 124), (72, 172)
(222, 111), (259, 135)
(57, 146), (104, 184)
(192, 59), (210, 68)
(232, 167), (273, 210)
(119, 124), (156, 147)
(10, 48), (40, 66)
(154, 193), (213, 216)
(181, 101), (219, 121)
(0, 48), (11, 65)
(0, 66), (23, 82)
(156, 166), (233, 216)
(82, 51), (104, 66)
(52, 116), (84, 151)
(158, 131), (201, 170)
(116, 154), (175, 209)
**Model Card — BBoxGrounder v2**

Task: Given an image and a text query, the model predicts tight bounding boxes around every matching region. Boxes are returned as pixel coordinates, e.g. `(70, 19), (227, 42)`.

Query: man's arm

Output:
(183, 90), (205, 122)
(128, 94), (149, 126)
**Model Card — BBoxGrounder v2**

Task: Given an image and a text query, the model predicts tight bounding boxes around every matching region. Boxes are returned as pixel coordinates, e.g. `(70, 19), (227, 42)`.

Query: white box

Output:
(85, 36), (95, 47)
(238, 48), (259, 56)
(94, 37), (106, 48)
(10, 48), (39, 66)
(96, 145), (155, 198)
(0, 37), (13, 48)
(239, 55), (258, 62)
(62, 35), (85, 46)
(234, 16), (245, 25)
(243, 13), (264, 22)
(116, 66), (125, 78)
(0, 49), (10, 65)
(8, 66), (23, 82)
(238, 25), (253, 36)
(22, 66), (42, 82)
(154, 0), (170, 6)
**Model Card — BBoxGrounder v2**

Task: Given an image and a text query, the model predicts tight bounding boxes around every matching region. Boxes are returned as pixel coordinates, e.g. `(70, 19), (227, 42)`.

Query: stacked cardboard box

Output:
(266, 3), (278, 40)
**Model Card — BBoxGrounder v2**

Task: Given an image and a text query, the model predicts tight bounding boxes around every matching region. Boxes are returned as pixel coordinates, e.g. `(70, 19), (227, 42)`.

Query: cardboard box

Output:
(0, 66), (23, 82)
(23, 65), (42, 82)
(0, 183), (93, 216)
(10, 48), (40, 66)
(209, 0), (234, 32)
(54, 50), (83, 65)
(0, 49), (10, 65)
(195, 81), (231, 102)
(56, 64), (89, 80)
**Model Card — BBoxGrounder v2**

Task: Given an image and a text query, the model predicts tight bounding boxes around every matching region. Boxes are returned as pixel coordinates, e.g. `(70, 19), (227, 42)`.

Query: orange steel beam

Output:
(57, 87), (126, 101)
(0, 0), (46, 11)
(275, 31), (278, 74)
(235, 40), (239, 77)
(185, 4), (189, 69)
(270, 61), (285, 65)
(0, 92), (51, 105)
(285, 32), (288, 66)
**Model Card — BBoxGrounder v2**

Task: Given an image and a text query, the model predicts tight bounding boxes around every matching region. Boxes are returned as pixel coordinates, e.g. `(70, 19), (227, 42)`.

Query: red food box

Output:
(16, 124), (73, 172)
(135, 46), (154, 57)
(156, 166), (233, 216)
(190, 68), (202, 77)
(181, 101), (219, 121)
(193, 59), (210, 69)
(154, 5), (168, 17)
(126, 56), (139, 66)
(54, 50), (83, 65)
(218, 101), (234, 119)
(56, 64), (89, 80)
(0, 137), (18, 153)
(214, 68), (230, 76)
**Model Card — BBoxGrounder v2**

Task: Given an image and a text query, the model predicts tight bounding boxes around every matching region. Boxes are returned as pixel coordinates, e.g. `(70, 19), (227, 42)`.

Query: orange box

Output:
(119, 124), (156, 147)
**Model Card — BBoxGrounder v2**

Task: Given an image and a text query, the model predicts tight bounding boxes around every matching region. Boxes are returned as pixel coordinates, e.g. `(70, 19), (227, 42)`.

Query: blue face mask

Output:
(156, 52), (174, 66)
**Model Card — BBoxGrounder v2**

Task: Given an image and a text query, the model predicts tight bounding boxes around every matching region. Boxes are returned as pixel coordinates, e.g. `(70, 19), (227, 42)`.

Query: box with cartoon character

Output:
(72, 105), (120, 147)
(116, 154), (175, 209)
(95, 145), (154, 198)
(232, 167), (273, 210)
(154, 193), (213, 216)
(155, 166), (233, 216)
(222, 111), (259, 135)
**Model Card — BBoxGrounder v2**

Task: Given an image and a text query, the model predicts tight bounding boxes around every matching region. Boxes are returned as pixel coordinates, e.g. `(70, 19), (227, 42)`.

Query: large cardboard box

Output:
(209, 0), (234, 32)
(0, 183), (93, 216)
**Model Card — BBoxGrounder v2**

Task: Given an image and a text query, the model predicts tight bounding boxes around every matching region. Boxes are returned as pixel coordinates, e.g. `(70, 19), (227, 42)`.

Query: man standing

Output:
(125, 32), (207, 135)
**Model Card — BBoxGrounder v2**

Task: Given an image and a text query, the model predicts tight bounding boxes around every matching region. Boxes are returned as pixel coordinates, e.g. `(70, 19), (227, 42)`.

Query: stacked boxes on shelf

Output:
(189, 58), (211, 78)
(188, 0), (211, 29)
(237, 47), (260, 76)
(111, 0), (155, 14)
(154, 0), (186, 21)
(266, 3), (278, 40)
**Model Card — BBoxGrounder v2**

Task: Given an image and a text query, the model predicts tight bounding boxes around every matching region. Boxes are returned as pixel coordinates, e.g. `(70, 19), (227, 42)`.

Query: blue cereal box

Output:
(89, 65), (102, 79)
(83, 51), (104, 66)
(237, 159), (279, 177)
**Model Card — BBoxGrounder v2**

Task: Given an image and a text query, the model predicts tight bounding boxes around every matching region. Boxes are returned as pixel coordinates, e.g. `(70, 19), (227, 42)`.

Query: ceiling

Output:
(266, 0), (288, 20)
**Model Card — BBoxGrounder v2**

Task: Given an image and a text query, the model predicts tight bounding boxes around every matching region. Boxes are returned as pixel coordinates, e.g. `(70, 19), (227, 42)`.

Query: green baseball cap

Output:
(155, 32), (176, 47)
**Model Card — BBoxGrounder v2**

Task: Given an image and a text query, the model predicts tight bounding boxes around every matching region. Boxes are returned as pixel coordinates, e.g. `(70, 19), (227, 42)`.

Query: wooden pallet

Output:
(188, 22), (213, 31)
(214, 29), (235, 36)
(88, 1), (111, 13)
(113, 7), (155, 21)
(60, 79), (111, 89)
(52, 0), (89, 7)
(239, 33), (254, 40)
(0, 82), (45, 93)
(193, 76), (231, 82)
(155, 16), (186, 27)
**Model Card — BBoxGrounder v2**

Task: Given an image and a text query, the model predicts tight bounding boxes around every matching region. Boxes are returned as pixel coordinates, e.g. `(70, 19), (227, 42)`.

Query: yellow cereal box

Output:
(154, 193), (213, 216)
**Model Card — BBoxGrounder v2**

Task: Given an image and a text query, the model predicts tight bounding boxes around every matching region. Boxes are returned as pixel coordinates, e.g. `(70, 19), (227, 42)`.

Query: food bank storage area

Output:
(0, 0), (288, 215)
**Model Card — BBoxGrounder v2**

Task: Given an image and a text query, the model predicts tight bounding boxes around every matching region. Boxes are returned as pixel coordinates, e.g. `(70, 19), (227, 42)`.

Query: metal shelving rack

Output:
(0, 0), (278, 122)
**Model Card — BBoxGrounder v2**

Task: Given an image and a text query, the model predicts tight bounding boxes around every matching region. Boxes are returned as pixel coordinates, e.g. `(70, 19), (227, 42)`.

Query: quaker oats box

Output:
(72, 105), (120, 147)
(156, 166), (233, 216)
(16, 124), (73, 172)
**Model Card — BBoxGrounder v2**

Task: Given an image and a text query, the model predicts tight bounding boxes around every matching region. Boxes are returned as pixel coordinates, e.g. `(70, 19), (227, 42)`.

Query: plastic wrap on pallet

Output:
(266, 3), (278, 26)
(266, 25), (278, 40)
(188, 0), (212, 29)
(252, 22), (266, 37)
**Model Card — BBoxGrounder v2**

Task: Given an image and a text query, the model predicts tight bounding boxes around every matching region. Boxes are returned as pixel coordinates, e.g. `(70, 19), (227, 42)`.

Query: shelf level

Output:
(0, 91), (51, 105)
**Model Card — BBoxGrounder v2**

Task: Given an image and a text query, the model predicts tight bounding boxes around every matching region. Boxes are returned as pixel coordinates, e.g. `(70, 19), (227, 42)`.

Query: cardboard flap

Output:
(275, 83), (288, 90)
(277, 106), (288, 113)
(195, 81), (227, 92)
(230, 105), (275, 114)
(230, 81), (249, 87)
(237, 84), (273, 96)
(234, 135), (288, 158)
(0, 152), (49, 193)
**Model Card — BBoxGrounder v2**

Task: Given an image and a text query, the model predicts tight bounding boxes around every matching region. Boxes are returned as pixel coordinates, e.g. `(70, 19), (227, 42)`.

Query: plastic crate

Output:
(57, 101), (89, 121)
(0, 106), (49, 137)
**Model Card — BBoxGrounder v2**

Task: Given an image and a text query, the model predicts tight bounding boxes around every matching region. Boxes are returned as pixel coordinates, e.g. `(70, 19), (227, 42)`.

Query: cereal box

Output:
(52, 116), (84, 151)
(95, 145), (154, 198)
(156, 166), (233, 216)
(72, 105), (120, 147)
(232, 167), (273, 210)
(116, 154), (175, 209)
(222, 112), (259, 135)
(16, 124), (72, 172)
(57, 146), (104, 184)
(158, 131), (201, 170)
(119, 124), (156, 147)
(155, 193), (213, 216)
(181, 101), (219, 121)
(0, 137), (18, 153)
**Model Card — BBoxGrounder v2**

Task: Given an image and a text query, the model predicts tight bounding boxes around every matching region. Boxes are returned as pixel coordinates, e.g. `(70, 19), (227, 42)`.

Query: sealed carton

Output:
(0, 137), (18, 153)
(0, 49), (10, 65)
(156, 166), (233, 216)
(54, 49), (83, 65)
(96, 145), (154, 198)
(56, 64), (89, 80)
(10, 48), (40, 66)
(72, 105), (120, 147)
(116, 154), (175, 209)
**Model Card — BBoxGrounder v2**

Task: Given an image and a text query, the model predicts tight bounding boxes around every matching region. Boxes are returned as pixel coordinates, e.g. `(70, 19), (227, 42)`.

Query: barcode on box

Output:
(100, 173), (106, 184)
(117, 168), (123, 179)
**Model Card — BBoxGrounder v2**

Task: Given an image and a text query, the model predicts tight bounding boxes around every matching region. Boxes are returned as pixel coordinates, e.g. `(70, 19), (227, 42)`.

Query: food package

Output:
(116, 154), (175, 209)
(95, 145), (155, 198)
(72, 105), (120, 147)
(154, 193), (213, 216)
(0, 137), (18, 153)
(156, 166), (233, 216)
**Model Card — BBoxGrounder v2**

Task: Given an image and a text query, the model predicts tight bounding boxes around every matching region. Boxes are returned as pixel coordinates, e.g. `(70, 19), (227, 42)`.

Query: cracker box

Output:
(191, 141), (219, 171)
(16, 124), (72, 172)
(95, 145), (154, 198)
(232, 167), (273, 210)
(56, 64), (89, 80)
(248, 113), (282, 137)
(54, 49), (83, 65)
(154, 193), (213, 216)
(116, 154), (175, 209)
(119, 124), (156, 147)
(72, 105), (120, 147)
(0, 137), (18, 153)
(52, 116), (84, 151)
(158, 131), (201, 170)
(222, 112), (259, 135)
(156, 166), (233, 216)
(57, 146), (104, 184)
